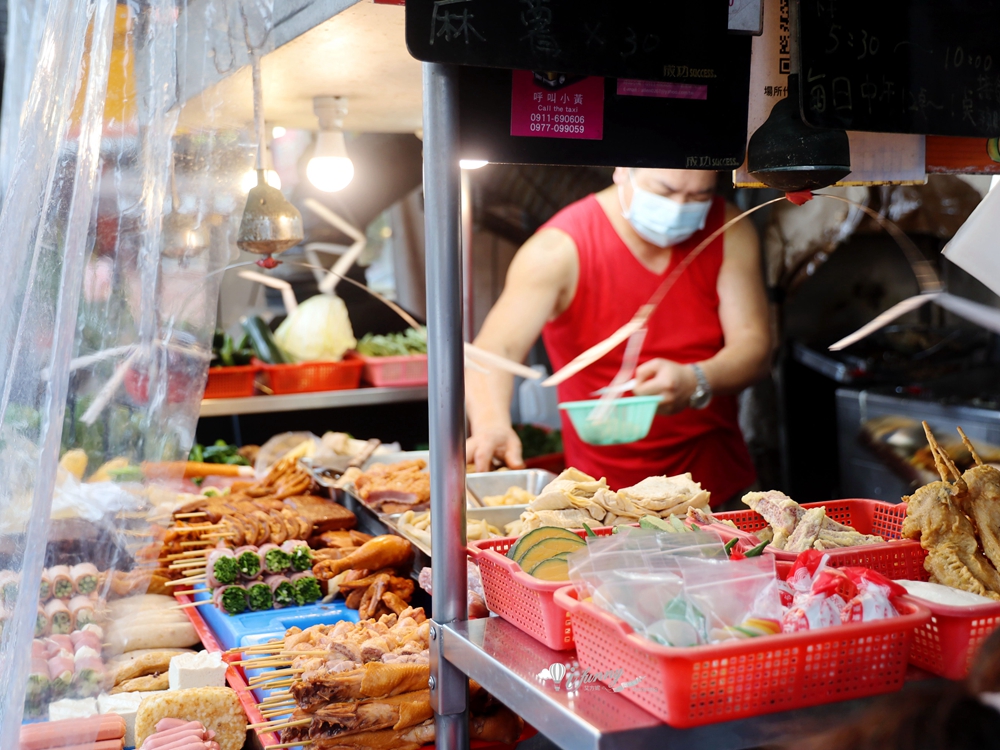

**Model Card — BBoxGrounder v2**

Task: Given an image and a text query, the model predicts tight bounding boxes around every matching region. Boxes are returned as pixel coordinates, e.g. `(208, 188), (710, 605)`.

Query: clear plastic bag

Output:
(0, 0), (274, 736)
(566, 527), (729, 645)
(676, 555), (782, 643)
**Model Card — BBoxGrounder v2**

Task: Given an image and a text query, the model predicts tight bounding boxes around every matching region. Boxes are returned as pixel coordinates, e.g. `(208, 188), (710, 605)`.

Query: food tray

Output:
(234, 633), (536, 750)
(186, 584), (360, 651)
(203, 365), (258, 399)
(359, 353), (428, 387)
(907, 596), (1000, 679)
(256, 355), (364, 395)
(555, 585), (931, 728)
(469, 527), (616, 651)
(466, 469), (556, 500)
(386, 505), (529, 559)
(704, 499), (929, 581)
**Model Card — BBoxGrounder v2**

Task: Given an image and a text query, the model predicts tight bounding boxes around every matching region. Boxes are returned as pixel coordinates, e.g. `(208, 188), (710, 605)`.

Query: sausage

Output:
(19, 714), (125, 749)
(153, 719), (193, 732)
(140, 731), (206, 750)
(29, 741), (124, 750)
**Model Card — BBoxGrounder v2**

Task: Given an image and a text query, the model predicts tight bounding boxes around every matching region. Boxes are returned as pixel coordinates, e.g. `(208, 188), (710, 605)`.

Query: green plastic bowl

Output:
(558, 395), (661, 446)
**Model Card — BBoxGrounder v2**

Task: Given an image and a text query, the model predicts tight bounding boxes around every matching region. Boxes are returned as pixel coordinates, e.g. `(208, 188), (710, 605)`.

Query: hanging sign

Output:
(459, 36), (752, 169)
(799, 0), (1000, 137)
(405, 0), (730, 82)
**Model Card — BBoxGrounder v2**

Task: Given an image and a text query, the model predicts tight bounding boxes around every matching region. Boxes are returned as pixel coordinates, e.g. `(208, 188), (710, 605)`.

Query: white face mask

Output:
(620, 175), (712, 248)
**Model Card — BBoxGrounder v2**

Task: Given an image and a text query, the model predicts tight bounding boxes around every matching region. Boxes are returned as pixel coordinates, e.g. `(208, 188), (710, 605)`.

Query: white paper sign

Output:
(734, 0), (925, 187)
(943, 184), (1000, 299)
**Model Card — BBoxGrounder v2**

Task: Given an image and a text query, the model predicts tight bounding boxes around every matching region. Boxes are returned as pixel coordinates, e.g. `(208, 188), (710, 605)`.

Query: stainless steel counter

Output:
(442, 616), (914, 750)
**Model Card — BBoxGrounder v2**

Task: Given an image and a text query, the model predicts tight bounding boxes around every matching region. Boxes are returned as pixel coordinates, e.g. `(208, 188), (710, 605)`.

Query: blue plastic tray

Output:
(191, 584), (359, 652)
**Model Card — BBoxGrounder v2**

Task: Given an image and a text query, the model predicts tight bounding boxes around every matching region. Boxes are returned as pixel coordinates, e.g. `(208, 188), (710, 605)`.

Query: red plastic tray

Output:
(468, 527), (615, 651)
(177, 592), (534, 749)
(203, 365), (258, 399)
(256, 354), (364, 395)
(359, 353), (428, 387)
(555, 585), (931, 728)
(703, 499), (929, 581)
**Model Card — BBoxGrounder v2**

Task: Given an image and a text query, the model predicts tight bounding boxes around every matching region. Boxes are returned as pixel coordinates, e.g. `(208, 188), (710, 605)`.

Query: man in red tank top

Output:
(466, 168), (770, 506)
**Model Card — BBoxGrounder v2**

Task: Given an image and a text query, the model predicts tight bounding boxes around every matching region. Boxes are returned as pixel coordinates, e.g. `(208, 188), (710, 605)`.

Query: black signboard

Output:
(799, 0), (1000, 137)
(458, 37), (751, 169)
(406, 0), (731, 82)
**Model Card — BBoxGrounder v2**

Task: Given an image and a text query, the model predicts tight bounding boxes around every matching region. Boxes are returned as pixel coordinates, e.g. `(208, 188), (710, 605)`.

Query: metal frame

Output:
(423, 61), (470, 750)
(199, 385), (427, 416)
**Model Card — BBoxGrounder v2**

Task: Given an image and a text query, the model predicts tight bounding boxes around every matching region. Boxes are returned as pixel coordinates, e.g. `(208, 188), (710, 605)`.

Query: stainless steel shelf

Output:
(199, 386), (427, 417)
(442, 617), (896, 750)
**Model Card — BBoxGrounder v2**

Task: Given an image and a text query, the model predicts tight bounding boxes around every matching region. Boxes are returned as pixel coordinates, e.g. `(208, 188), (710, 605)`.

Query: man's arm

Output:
(466, 228), (578, 471)
(633, 204), (771, 411)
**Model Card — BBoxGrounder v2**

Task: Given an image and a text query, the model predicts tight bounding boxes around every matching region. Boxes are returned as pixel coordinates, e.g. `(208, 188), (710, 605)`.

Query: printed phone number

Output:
(530, 114), (587, 124)
(529, 122), (587, 134)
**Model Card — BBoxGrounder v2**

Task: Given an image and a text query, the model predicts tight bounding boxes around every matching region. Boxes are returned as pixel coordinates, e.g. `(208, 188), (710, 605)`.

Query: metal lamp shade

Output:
(747, 74), (851, 192)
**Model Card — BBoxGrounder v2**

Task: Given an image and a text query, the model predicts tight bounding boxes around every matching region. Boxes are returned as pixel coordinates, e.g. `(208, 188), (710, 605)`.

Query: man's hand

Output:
(632, 359), (698, 415)
(466, 425), (525, 472)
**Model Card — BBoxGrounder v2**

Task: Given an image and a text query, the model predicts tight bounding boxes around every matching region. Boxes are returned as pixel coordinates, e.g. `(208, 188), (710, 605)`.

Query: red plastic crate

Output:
(360, 353), (428, 387)
(704, 499), (929, 581)
(256, 354), (364, 394)
(203, 365), (258, 399)
(468, 527), (615, 650)
(555, 585), (931, 728)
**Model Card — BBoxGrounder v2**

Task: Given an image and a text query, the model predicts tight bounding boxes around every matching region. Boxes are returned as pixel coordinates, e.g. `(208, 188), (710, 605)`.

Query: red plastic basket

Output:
(555, 585), (931, 728)
(468, 527), (616, 650)
(124, 367), (192, 404)
(703, 499), (929, 581)
(906, 596), (1000, 679)
(203, 365), (258, 399)
(256, 354), (364, 395)
(360, 353), (428, 387)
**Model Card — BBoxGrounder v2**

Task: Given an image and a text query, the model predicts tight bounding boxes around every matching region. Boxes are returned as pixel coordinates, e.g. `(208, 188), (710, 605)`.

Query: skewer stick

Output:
(164, 578), (205, 588)
(171, 599), (214, 609)
(260, 707), (295, 718)
(248, 669), (303, 684)
(164, 550), (210, 560)
(957, 427), (984, 467)
(174, 512), (208, 518)
(170, 560), (208, 569)
(260, 701), (296, 712)
(180, 540), (214, 547)
(248, 718), (310, 731)
(257, 678), (296, 689)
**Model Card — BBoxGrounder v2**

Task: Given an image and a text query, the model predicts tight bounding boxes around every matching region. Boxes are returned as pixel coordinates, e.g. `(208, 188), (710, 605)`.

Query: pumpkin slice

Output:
(528, 556), (571, 582)
(517, 536), (586, 574)
(507, 526), (586, 563)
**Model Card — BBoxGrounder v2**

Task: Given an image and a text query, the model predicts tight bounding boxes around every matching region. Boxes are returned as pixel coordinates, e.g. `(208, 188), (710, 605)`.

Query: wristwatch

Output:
(688, 363), (713, 410)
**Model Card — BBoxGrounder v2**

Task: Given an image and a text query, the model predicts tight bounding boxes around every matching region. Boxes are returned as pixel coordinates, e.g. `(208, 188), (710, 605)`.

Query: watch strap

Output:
(689, 363), (712, 409)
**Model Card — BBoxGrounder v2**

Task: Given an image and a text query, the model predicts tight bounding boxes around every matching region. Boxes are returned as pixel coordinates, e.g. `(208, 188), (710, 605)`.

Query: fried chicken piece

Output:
(314, 535), (413, 579)
(784, 506), (826, 553)
(310, 689), (432, 738)
(955, 427), (1000, 574)
(902, 423), (1000, 600)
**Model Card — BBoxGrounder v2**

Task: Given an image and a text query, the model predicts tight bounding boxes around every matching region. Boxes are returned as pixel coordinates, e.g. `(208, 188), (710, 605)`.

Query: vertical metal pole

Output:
(461, 168), (474, 342)
(423, 61), (469, 750)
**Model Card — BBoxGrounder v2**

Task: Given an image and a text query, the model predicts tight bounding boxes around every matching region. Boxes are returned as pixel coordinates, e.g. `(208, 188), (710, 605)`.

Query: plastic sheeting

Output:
(0, 0), (272, 739)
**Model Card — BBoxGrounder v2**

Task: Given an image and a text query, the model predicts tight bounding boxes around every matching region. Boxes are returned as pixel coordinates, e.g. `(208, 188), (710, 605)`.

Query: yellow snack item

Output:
(59, 449), (88, 480)
(135, 686), (245, 750)
(89, 457), (129, 483)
